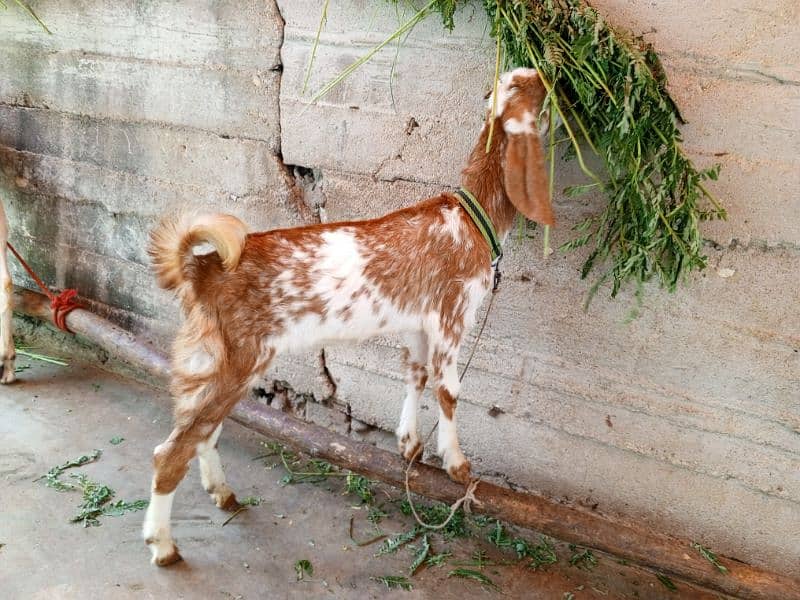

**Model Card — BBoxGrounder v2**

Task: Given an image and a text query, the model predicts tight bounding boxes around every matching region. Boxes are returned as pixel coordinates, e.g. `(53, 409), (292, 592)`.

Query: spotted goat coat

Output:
(143, 68), (553, 566)
(0, 200), (15, 384)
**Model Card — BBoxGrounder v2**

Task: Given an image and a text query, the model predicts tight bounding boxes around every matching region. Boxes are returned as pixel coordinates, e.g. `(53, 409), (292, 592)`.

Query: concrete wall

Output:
(1, 0), (798, 577)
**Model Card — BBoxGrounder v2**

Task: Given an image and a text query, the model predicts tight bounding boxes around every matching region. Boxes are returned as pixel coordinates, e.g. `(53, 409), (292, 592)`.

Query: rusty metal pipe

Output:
(12, 285), (799, 600)
(13, 286), (170, 381)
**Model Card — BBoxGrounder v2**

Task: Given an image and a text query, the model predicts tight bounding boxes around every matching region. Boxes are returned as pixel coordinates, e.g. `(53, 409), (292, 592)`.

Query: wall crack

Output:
(264, 0), (338, 408)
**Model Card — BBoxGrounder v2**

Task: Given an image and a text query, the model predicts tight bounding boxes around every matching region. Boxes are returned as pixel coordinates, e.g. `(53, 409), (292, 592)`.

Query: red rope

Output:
(6, 242), (83, 333)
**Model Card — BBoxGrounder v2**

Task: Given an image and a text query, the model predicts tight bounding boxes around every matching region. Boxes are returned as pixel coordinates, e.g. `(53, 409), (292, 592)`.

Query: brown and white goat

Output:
(0, 200), (15, 384)
(143, 68), (553, 565)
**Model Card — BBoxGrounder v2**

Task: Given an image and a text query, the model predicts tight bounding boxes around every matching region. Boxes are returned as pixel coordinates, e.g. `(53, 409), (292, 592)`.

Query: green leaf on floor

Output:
(376, 529), (419, 556)
(239, 496), (263, 506)
(568, 544), (598, 570)
(408, 534), (430, 575)
(691, 542), (729, 574)
(656, 573), (678, 592)
(294, 559), (313, 581)
(40, 450), (102, 491)
(447, 568), (499, 591)
(39, 450), (148, 526)
(370, 575), (413, 591)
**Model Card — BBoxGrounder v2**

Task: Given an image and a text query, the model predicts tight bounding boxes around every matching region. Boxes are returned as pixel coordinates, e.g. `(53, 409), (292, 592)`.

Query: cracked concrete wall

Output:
(1, 0), (798, 578)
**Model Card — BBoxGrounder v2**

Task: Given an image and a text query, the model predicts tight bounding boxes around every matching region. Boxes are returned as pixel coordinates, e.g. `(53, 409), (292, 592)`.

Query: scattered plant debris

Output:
(425, 550), (452, 567)
(398, 498), (469, 539)
(38, 450), (148, 526)
(487, 520), (558, 569)
(345, 472), (375, 504)
(240, 496), (263, 506)
(447, 568), (500, 591)
(255, 439), (660, 594)
(69, 474), (147, 527)
(376, 529), (420, 557)
(109, 436), (125, 445)
(568, 544), (598, 570)
(40, 450), (102, 491)
(366, 505), (389, 526)
(656, 573), (678, 592)
(691, 542), (729, 574)
(408, 534), (431, 575)
(261, 442), (375, 498)
(294, 559), (313, 581)
(221, 506), (249, 527)
(461, 549), (492, 568)
(472, 514), (494, 528)
(14, 344), (68, 366)
(348, 515), (387, 547)
(370, 575), (414, 591)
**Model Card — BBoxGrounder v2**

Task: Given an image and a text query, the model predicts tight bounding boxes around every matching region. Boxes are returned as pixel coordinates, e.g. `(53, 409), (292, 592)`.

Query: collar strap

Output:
(455, 188), (503, 264)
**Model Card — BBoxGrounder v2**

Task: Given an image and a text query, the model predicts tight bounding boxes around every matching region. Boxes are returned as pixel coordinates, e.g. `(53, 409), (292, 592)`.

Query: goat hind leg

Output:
(197, 423), (240, 511)
(144, 417), (232, 566)
(143, 364), (256, 565)
(143, 425), (195, 566)
(0, 202), (15, 385)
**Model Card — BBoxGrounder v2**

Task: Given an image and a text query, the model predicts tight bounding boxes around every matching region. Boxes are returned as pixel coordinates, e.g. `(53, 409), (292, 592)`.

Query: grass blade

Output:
(11, 0), (51, 33)
(301, 0), (329, 95)
(306, 0), (437, 107)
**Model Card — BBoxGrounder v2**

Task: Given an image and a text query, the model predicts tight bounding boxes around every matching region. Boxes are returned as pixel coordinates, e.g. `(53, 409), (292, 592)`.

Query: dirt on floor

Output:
(0, 357), (732, 599)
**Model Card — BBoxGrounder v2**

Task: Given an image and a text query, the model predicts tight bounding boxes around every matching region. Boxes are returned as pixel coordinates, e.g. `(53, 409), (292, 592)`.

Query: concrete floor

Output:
(0, 358), (731, 599)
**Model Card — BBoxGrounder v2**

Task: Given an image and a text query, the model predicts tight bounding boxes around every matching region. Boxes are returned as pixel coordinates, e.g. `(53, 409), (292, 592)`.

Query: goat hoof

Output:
(446, 460), (472, 485)
(146, 538), (182, 567)
(155, 548), (183, 567)
(210, 484), (241, 512)
(0, 362), (15, 384)
(218, 491), (241, 512)
(398, 435), (423, 462)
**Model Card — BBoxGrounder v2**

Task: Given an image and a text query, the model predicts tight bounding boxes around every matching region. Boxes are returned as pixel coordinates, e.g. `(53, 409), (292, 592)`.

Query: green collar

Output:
(455, 188), (503, 264)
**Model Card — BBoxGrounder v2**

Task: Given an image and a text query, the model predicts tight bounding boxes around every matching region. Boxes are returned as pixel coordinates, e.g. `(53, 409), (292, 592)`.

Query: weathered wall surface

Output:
(1, 0), (798, 576)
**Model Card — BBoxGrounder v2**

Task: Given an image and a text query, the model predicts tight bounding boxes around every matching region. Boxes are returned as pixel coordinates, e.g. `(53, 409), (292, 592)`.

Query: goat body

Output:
(143, 68), (552, 565)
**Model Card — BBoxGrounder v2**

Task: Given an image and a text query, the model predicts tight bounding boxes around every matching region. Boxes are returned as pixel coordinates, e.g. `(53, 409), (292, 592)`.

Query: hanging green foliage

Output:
(314, 0), (725, 300)
(479, 0), (725, 299)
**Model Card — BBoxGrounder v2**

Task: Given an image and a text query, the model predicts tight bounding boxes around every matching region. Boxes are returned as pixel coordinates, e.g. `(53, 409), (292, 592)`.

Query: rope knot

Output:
(461, 478), (481, 514)
(7, 242), (82, 333)
(51, 289), (82, 333)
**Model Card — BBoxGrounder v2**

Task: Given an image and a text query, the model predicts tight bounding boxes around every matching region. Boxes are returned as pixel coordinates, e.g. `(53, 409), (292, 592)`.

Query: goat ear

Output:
(503, 131), (554, 226)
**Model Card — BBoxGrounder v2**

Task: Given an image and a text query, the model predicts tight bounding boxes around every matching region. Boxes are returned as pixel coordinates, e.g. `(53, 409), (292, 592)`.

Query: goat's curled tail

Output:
(148, 212), (248, 291)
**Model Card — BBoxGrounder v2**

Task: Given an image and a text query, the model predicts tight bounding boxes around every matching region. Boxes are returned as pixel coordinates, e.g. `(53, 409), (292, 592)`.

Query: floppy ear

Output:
(503, 131), (555, 226)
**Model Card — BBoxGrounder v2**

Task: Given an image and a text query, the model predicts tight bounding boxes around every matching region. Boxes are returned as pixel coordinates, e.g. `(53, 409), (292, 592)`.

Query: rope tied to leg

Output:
(6, 242), (83, 333)
(404, 439), (481, 530)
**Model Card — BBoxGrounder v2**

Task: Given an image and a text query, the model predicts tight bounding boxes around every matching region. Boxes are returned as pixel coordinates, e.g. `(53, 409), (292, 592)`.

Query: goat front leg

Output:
(430, 343), (471, 484)
(0, 202), (15, 384)
(396, 331), (428, 461)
